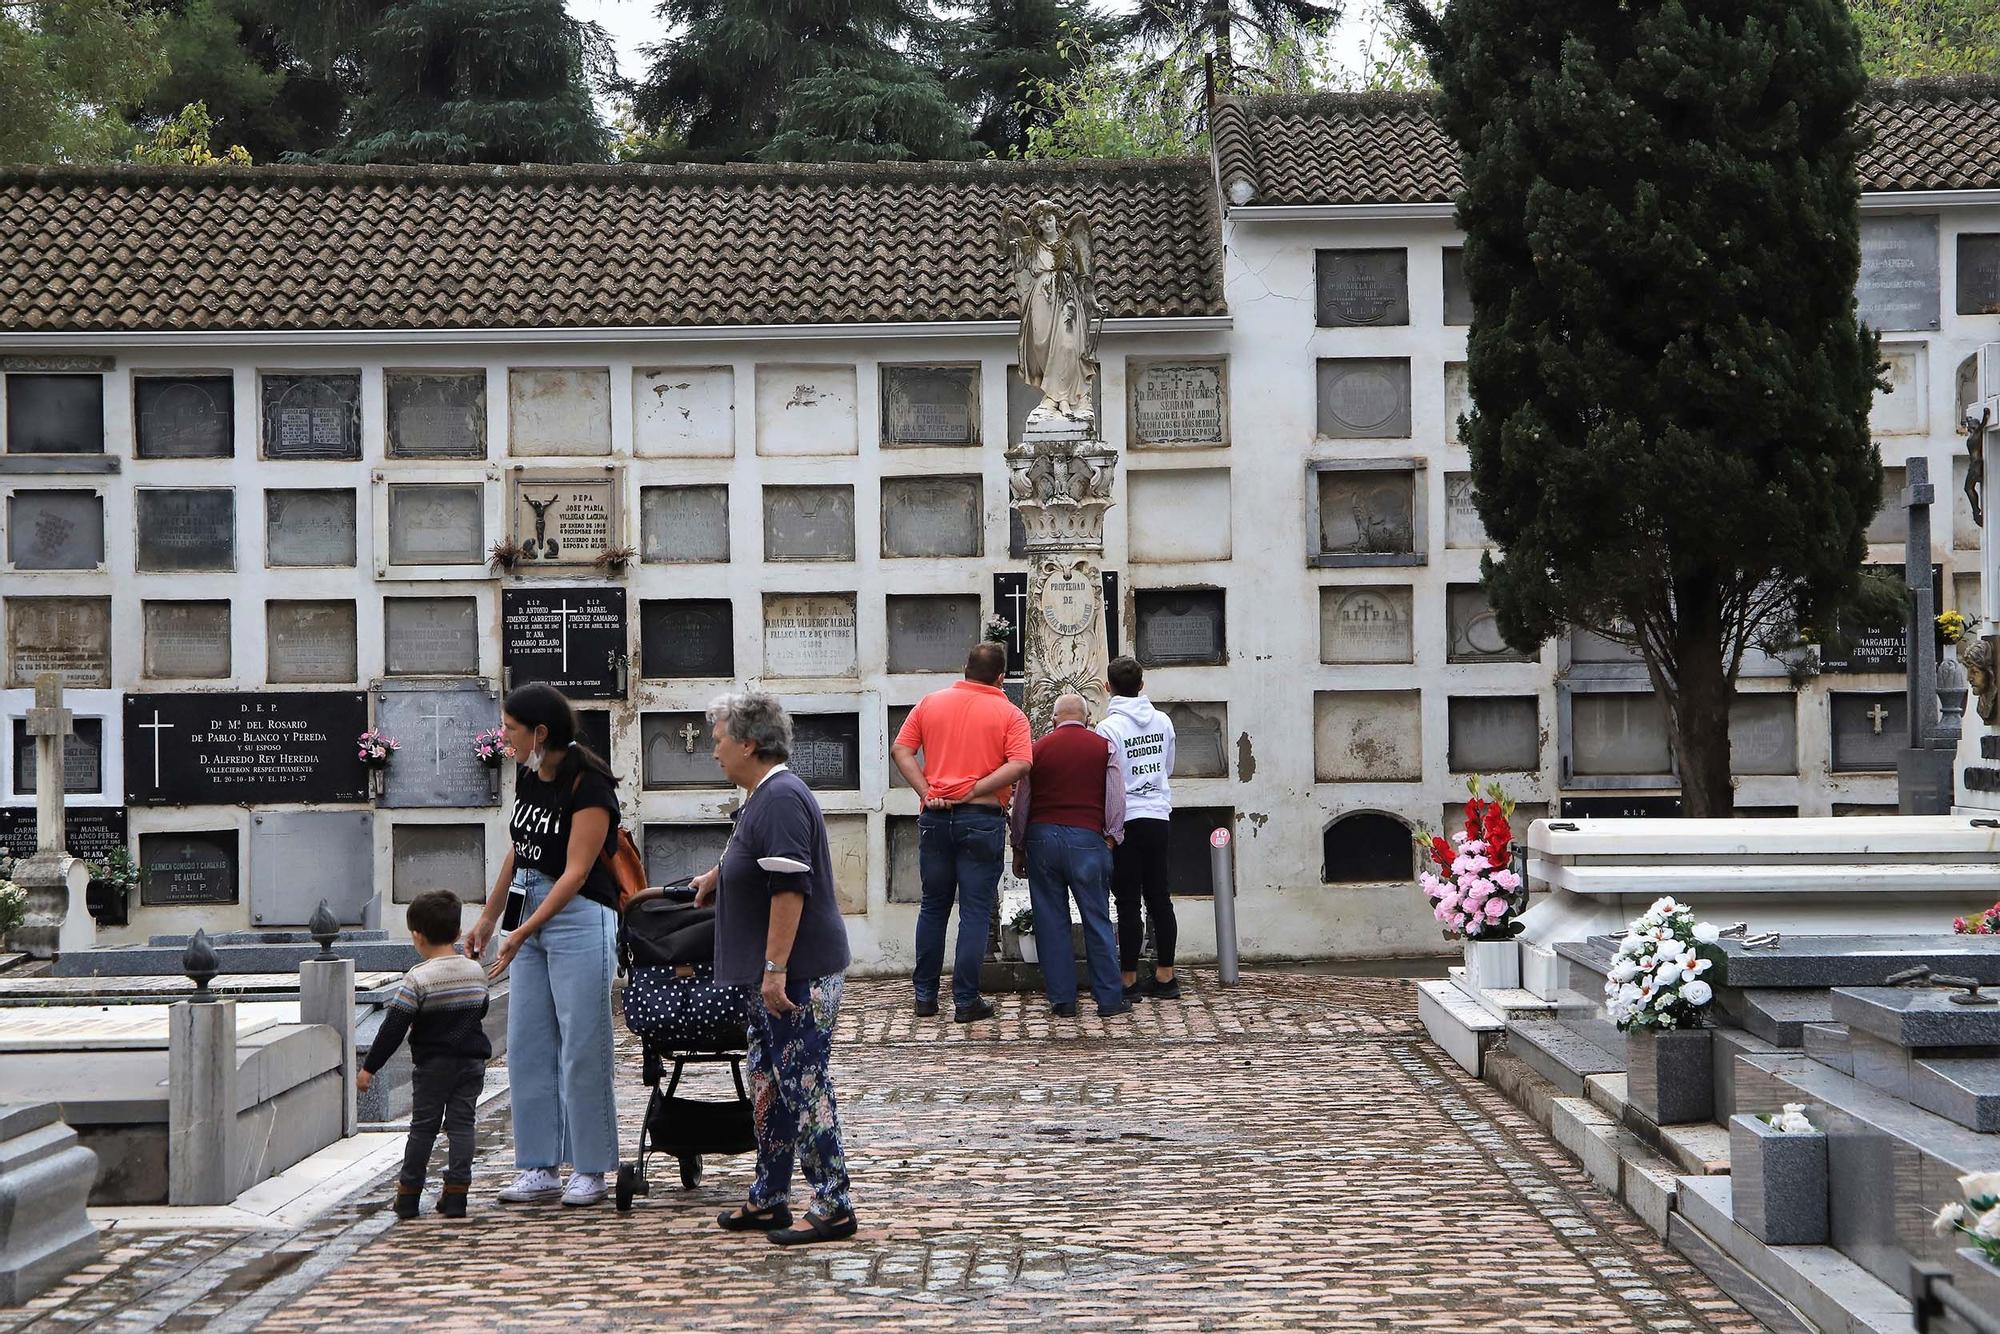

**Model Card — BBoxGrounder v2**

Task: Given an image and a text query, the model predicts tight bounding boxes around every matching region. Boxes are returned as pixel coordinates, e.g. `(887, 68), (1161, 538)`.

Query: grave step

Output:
(1802, 1022), (1852, 1075)
(1446, 967), (1555, 1023)
(1716, 987), (1833, 1047)
(1505, 1019), (1625, 1098)
(1715, 936), (2000, 990)
(1417, 978), (1503, 1076)
(53, 942), (421, 979)
(1912, 1055), (2000, 1133)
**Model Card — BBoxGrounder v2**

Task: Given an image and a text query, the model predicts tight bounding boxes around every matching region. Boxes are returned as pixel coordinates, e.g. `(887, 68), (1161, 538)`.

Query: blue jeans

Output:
(744, 975), (851, 1216)
(1024, 824), (1124, 1013)
(506, 868), (620, 1174)
(913, 804), (1006, 1009)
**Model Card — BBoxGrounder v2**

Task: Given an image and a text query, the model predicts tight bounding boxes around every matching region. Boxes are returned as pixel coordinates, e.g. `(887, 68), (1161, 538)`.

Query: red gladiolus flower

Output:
(1431, 836), (1453, 869)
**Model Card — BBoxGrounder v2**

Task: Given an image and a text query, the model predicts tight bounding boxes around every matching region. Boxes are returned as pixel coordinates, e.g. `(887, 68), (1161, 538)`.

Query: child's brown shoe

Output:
(438, 1183), (468, 1218)
(393, 1184), (422, 1220)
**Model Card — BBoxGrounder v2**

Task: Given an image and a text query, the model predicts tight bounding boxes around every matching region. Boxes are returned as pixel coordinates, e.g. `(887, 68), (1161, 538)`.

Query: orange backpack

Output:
(570, 772), (650, 911)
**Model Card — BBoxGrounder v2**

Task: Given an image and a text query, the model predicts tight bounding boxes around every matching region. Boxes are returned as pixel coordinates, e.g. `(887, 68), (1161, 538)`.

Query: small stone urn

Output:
(1626, 1025), (1714, 1125)
(1728, 1112), (1827, 1245)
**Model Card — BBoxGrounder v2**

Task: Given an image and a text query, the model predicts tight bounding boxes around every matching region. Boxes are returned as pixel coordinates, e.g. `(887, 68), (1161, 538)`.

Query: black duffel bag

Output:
(620, 886), (717, 970)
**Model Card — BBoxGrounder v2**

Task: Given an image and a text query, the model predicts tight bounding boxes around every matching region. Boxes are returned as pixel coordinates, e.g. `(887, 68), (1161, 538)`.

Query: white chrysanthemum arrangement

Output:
(1604, 896), (1723, 1031)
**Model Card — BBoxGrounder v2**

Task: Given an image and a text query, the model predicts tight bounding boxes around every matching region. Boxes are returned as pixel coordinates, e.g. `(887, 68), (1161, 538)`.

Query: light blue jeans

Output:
(506, 868), (620, 1174)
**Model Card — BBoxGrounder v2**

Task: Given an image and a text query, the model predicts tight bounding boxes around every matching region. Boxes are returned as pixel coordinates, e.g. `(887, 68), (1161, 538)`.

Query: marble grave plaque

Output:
(755, 364), (859, 457)
(134, 376), (232, 459)
(1316, 360), (1411, 438)
(1728, 693), (1798, 776)
(1314, 249), (1409, 326)
(1442, 248), (1473, 326)
(388, 482), (484, 566)
(1447, 696), (1539, 773)
(1569, 692), (1673, 777)
(12, 716), (103, 795)
(1162, 702), (1227, 779)
(1316, 468), (1416, 558)
(1871, 346), (1926, 436)
(386, 371), (486, 458)
(881, 365), (978, 446)
(143, 601), (231, 679)
(0, 806), (124, 864)
(642, 712), (726, 789)
(1313, 690), (1421, 782)
(640, 485), (730, 564)
(634, 366), (735, 457)
(267, 601), (357, 684)
(136, 488), (234, 572)
(1447, 584), (1535, 663)
(250, 811), (373, 925)
(392, 824), (486, 904)
(1128, 360), (1226, 447)
(377, 681), (500, 808)
(881, 476), (982, 558)
(640, 598), (734, 679)
(1445, 473), (1488, 548)
(1857, 215), (1940, 332)
(764, 485), (855, 561)
(643, 824), (731, 887)
(1134, 590), (1224, 666)
(7, 491), (103, 569)
(763, 594), (858, 677)
(261, 373), (360, 460)
(824, 814), (868, 915)
(1960, 233), (2000, 316)
(508, 368), (612, 456)
(1318, 586), (1413, 664)
(139, 829), (238, 906)
(384, 597), (479, 676)
(5, 374), (102, 453)
(266, 489), (357, 567)
(7, 596), (110, 687)
(789, 713), (860, 790)
(501, 587), (625, 699)
(1831, 692), (1904, 772)
(510, 475), (614, 567)
(886, 594), (979, 673)
(1127, 469), (1232, 564)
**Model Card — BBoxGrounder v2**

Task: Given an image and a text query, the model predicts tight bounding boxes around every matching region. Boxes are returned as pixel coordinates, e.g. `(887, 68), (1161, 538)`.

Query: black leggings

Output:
(1113, 818), (1176, 973)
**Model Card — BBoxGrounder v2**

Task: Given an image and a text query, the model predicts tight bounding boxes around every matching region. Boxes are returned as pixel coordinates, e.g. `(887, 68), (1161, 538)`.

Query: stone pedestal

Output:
(1728, 1114), (1828, 1245)
(168, 999), (236, 1206)
(10, 856), (91, 961)
(1007, 430), (1117, 733)
(0, 1103), (99, 1304)
(300, 958), (357, 1135)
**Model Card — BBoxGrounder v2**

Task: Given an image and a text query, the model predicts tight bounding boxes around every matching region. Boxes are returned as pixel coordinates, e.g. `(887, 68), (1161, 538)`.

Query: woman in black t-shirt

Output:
(465, 682), (622, 1208)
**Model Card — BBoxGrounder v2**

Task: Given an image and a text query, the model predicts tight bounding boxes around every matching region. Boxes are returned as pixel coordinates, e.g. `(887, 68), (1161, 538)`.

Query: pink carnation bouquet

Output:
(1415, 777), (1527, 940)
(357, 728), (399, 768)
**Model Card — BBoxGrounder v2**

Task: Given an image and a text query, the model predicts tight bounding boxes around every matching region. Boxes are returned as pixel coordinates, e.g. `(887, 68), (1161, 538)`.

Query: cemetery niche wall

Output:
(124, 692), (368, 805)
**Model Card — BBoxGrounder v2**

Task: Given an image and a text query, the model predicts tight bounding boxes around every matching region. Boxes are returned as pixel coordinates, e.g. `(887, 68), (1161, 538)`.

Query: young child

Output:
(358, 889), (492, 1219)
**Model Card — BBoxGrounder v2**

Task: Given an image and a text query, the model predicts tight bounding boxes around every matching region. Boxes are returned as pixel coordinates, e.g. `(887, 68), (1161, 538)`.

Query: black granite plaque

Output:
(1134, 589), (1225, 667)
(1314, 249), (1408, 327)
(1820, 563), (1942, 673)
(261, 373), (361, 460)
(5, 373), (102, 453)
(12, 717), (102, 795)
(502, 587), (626, 700)
(1558, 795), (1683, 818)
(1857, 215), (1940, 332)
(1960, 233), (2000, 317)
(640, 598), (734, 679)
(881, 365), (978, 446)
(789, 713), (860, 790)
(135, 376), (232, 459)
(0, 806), (125, 863)
(386, 371), (486, 458)
(139, 829), (238, 906)
(136, 488), (235, 572)
(123, 691), (368, 805)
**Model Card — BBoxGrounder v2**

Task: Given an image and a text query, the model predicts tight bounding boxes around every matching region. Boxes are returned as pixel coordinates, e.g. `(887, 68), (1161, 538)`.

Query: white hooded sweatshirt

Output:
(1097, 694), (1176, 822)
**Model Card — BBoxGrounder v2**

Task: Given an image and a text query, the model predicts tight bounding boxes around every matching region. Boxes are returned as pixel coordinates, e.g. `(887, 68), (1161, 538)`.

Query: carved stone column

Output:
(1007, 430), (1117, 734)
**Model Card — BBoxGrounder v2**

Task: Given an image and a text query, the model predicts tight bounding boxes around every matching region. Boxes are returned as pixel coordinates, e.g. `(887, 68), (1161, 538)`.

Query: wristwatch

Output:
(763, 959), (784, 974)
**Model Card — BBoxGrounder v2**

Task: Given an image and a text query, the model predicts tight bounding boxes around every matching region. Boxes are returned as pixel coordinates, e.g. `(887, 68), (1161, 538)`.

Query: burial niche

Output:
(1315, 249), (1409, 327)
(755, 364), (859, 456)
(634, 367), (735, 457)
(135, 376), (232, 459)
(1312, 464), (1420, 564)
(1442, 249), (1473, 326)
(1960, 233), (2000, 317)
(1313, 690), (1421, 782)
(266, 489), (357, 568)
(1857, 215), (1940, 333)
(266, 599), (358, 684)
(1830, 692), (1904, 773)
(789, 713), (861, 790)
(1447, 584), (1535, 663)
(880, 364), (979, 447)
(881, 476), (982, 559)
(764, 485), (856, 561)
(261, 372), (361, 460)
(392, 824), (486, 904)
(1126, 359), (1227, 448)
(1319, 586), (1413, 665)
(386, 371), (486, 459)
(1127, 469), (1232, 564)
(1162, 702), (1227, 778)
(1320, 812), (1415, 885)
(142, 600), (231, 679)
(1567, 691), (1673, 778)
(643, 823), (732, 887)
(640, 485), (730, 564)
(12, 716), (103, 796)
(1316, 359), (1412, 439)
(8, 595), (111, 687)
(1728, 693), (1798, 777)
(886, 594), (980, 674)
(136, 487), (235, 573)
(762, 593), (858, 678)
(7, 491), (103, 570)
(5, 373), (102, 454)
(509, 368), (612, 456)
(639, 598), (735, 679)
(642, 712), (727, 789)
(384, 597), (479, 676)
(388, 482), (485, 567)
(1134, 589), (1225, 667)
(1164, 808), (1231, 895)
(1447, 696), (1539, 774)
(139, 829), (238, 907)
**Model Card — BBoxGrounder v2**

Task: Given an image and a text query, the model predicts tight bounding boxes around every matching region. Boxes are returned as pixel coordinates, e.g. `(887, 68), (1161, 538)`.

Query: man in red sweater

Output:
(1008, 693), (1130, 1018)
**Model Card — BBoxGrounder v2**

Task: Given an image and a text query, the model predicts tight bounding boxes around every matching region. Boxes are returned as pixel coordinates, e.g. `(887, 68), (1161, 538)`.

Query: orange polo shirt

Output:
(893, 680), (1033, 804)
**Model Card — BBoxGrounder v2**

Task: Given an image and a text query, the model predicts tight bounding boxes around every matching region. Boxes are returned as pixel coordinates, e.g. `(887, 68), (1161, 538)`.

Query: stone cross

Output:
(1902, 456), (1940, 747)
(25, 673), (72, 859)
(1868, 702), (1891, 734)
(679, 721), (700, 753)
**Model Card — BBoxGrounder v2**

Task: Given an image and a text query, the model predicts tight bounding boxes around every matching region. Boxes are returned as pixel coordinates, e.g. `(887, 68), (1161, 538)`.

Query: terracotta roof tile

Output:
(0, 159), (1225, 334)
(1214, 77), (2000, 207)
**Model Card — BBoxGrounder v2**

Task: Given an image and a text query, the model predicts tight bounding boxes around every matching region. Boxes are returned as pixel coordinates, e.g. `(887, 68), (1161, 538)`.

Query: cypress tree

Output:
(944, 0), (1116, 156)
(1397, 0), (1883, 815)
(134, 0), (349, 162)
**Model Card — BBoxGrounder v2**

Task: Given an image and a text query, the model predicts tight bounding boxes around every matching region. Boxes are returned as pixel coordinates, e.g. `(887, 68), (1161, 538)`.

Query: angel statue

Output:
(1000, 200), (1100, 430)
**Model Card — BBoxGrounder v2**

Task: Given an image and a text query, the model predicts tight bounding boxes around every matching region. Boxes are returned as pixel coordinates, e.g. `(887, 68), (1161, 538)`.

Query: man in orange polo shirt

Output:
(891, 642), (1032, 1022)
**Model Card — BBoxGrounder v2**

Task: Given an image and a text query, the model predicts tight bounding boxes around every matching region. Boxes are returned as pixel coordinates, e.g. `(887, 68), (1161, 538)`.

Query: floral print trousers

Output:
(744, 973), (852, 1217)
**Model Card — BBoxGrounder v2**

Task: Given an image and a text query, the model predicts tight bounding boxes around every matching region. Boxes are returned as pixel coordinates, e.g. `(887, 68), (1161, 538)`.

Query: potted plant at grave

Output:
(1606, 896), (1724, 1125)
(1001, 894), (1038, 965)
(1933, 1171), (2000, 1278)
(1729, 1103), (1827, 1245)
(593, 544), (636, 576)
(84, 846), (138, 927)
(488, 538), (523, 573)
(358, 727), (399, 797)
(0, 871), (24, 947)
(983, 615), (1013, 645)
(1414, 776), (1527, 991)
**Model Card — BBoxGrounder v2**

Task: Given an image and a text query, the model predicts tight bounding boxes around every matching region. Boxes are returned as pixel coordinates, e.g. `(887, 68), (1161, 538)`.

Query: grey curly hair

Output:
(705, 691), (792, 760)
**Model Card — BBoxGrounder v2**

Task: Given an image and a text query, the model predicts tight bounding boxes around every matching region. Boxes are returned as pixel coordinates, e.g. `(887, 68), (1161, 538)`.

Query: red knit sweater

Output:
(1024, 724), (1113, 832)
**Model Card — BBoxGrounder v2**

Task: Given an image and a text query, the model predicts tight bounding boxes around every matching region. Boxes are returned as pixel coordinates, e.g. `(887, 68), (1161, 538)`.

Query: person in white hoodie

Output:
(1096, 656), (1180, 1000)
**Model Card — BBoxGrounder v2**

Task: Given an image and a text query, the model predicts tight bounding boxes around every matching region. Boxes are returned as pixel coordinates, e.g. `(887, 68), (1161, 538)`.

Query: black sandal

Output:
(716, 1203), (792, 1232)
(768, 1208), (858, 1246)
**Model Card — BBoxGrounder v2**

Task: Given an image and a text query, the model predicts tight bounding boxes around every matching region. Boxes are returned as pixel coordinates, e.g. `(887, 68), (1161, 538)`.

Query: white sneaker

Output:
(497, 1168), (563, 1203)
(562, 1171), (608, 1207)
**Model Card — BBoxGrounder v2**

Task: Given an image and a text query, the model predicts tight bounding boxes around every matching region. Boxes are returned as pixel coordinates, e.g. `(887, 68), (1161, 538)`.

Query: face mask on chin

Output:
(525, 735), (547, 770)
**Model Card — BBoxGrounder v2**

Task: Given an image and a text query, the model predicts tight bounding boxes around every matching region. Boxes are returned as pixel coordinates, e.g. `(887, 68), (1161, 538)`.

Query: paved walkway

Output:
(7, 973), (1765, 1333)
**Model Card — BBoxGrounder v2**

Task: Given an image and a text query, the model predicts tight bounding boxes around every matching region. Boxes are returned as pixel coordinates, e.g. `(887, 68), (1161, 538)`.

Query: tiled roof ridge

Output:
(1862, 74), (2000, 104)
(1228, 89), (1440, 118)
(0, 156), (1212, 190)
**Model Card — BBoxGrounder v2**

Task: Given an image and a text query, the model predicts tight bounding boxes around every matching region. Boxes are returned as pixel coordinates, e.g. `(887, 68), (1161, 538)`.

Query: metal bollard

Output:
(1209, 826), (1240, 986)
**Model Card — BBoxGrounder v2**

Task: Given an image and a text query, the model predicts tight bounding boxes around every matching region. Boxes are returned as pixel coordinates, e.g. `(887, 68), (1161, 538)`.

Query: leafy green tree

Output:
(760, 58), (976, 161)
(333, 0), (611, 163)
(1850, 0), (2000, 76)
(1396, 0), (1883, 816)
(133, 0), (348, 162)
(133, 99), (253, 162)
(1128, 0), (1341, 93)
(0, 0), (164, 162)
(1017, 34), (1207, 158)
(944, 0), (1117, 156)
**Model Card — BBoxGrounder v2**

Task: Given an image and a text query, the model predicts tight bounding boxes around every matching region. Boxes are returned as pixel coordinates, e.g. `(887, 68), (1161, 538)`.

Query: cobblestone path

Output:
(6, 972), (1765, 1333)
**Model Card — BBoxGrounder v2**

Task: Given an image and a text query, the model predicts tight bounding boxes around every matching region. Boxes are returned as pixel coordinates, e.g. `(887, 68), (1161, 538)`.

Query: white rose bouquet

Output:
(1604, 896), (1723, 1031)
(1934, 1172), (2000, 1265)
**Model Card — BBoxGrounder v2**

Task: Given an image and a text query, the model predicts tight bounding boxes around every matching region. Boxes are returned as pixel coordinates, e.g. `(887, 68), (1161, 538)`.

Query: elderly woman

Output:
(692, 691), (857, 1245)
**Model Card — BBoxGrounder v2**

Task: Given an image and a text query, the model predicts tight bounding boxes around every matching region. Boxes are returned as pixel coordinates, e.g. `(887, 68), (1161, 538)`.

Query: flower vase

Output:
(486, 764), (503, 800)
(1019, 931), (1040, 965)
(1728, 1114), (1827, 1245)
(1627, 1027), (1714, 1125)
(367, 765), (386, 799)
(1463, 938), (1520, 992)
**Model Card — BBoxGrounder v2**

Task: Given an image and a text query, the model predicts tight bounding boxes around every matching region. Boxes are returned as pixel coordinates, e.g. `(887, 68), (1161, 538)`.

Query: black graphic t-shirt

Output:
(511, 764), (620, 910)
